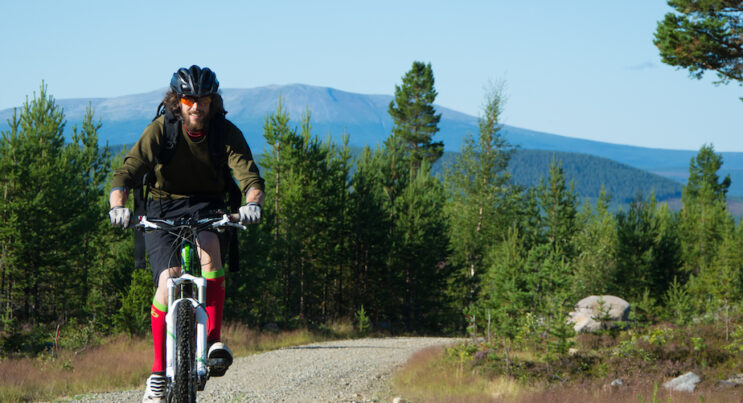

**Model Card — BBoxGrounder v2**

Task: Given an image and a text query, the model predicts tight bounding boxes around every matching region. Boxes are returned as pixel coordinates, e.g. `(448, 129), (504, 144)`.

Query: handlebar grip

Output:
(125, 216), (142, 230)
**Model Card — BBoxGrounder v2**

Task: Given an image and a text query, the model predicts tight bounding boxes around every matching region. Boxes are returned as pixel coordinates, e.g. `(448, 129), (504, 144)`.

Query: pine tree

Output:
(0, 84), (76, 321)
(390, 162), (450, 331)
(252, 103), (354, 324)
(570, 188), (618, 299)
(517, 159), (580, 312)
(614, 193), (681, 302)
(538, 158), (578, 260)
(654, 1), (743, 87)
(87, 151), (135, 328)
(700, 221), (743, 306)
(685, 144), (731, 201)
(0, 84), (112, 324)
(348, 146), (396, 323)
(679, 144), (731, 279)
(480, 226), (531, 339)
(444, 85), (519, 311)
(388, 61), (443, 174)
(65, 105), (113, 320)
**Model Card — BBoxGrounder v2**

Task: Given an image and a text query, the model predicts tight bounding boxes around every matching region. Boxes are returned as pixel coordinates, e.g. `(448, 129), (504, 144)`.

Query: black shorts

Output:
(145, 196), (228, 285)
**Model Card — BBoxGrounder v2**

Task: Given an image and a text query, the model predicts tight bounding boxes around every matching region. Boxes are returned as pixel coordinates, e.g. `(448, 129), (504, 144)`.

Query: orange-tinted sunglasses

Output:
(180, 96), (211, 107)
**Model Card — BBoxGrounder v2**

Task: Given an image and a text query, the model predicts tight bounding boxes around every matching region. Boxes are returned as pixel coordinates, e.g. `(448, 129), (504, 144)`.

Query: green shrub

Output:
(114, 268), (153, 335)
(354, 305), (371, 336)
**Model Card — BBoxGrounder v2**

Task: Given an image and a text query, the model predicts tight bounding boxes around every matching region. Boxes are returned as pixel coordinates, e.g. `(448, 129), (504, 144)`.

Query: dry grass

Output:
(0, 334), (151, 402)
(517, 380), (743, 403)
(0, 320), (354, 402)
(222, 320), (353, 357)
(390, 343), (743, 403)
(391, 346), (529, 402)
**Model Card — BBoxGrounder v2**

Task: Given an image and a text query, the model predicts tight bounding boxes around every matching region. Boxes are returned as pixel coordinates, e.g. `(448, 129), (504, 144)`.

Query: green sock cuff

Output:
(152, 298), (168, 313)
(203, 269), (225, 279)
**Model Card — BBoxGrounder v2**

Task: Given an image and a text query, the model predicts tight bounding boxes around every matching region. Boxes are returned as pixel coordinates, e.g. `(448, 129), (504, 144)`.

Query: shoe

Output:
(142, 372), (167, 403)
(207, 341), (233, 377)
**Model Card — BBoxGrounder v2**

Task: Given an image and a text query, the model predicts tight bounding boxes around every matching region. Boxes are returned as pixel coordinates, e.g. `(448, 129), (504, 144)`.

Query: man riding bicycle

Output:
(108, 65), (265, 403)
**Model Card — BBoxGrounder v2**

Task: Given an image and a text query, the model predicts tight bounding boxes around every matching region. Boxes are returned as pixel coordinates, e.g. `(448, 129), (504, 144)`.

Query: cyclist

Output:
(108, 65), (265, 403)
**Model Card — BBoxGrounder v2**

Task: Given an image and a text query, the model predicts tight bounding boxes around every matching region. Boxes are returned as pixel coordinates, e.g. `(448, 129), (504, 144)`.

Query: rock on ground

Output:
(568, 295), (630, 333)
(663, 372), (701, 393)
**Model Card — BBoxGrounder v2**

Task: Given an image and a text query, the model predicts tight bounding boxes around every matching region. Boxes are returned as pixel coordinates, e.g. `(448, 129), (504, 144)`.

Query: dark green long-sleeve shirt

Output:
(112, 115), (264, 200)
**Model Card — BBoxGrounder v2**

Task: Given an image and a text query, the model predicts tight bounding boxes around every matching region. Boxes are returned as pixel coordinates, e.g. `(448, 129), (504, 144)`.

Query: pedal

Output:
(207, 357), (230, 377)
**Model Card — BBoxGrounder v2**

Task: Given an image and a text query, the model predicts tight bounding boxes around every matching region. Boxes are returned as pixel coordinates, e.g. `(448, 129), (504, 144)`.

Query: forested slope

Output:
(436, 149), (683, 205)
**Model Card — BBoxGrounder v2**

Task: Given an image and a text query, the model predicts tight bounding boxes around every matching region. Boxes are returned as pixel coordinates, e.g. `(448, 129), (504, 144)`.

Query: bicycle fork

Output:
(165, 274), (209, 389)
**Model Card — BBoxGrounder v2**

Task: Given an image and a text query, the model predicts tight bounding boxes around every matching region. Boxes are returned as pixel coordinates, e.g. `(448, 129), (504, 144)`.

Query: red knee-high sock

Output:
(151, 298), (167, 373)
(205, 269), (226, 343)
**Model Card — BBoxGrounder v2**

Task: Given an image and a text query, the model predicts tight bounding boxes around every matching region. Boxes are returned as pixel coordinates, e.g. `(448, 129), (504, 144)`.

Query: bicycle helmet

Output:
(170, 65), (219, 97)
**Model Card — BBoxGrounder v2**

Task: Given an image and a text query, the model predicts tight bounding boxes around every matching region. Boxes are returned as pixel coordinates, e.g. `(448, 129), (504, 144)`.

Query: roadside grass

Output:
(0, 334), (151, 402)
(391, 345), (529, 402)
(518, 381), (743, 403)
(222, 320), (353, 356)
(390, 322), (743, 403)
(0, 320), (354, 403)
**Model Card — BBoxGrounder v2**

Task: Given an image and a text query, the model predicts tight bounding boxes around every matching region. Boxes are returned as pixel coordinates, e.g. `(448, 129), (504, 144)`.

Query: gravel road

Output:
(70, 337), (459, 403)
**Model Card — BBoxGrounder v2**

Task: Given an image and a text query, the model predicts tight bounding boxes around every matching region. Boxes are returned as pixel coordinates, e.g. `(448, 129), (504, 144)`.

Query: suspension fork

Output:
(165, 240), (208, 383)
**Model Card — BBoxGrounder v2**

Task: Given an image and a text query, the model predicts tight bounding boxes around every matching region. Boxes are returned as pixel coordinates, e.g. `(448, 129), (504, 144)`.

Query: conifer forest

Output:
(1, 62), (741, 355)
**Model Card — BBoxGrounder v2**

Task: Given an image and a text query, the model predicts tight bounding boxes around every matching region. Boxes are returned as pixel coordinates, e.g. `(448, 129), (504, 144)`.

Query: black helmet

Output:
(170, 65), (219, 97)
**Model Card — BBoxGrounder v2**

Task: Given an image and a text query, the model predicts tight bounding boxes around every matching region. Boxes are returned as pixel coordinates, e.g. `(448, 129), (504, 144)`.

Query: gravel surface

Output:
(69, 337), (459, 403)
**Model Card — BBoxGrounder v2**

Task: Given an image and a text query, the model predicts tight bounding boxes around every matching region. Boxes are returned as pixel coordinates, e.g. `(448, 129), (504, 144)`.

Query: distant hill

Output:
(1, 83), (741, 195)
(508, 149), (683, 203)
(437, 149), (683, 206)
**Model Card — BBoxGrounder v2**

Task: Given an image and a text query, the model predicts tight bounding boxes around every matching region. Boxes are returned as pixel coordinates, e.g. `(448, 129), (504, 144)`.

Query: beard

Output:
(182, 111), (209, 132)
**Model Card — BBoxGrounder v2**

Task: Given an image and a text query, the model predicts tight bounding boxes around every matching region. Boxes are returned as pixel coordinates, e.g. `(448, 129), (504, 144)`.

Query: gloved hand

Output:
(109, 206), (132, 228)
(239, 202), (261, 224)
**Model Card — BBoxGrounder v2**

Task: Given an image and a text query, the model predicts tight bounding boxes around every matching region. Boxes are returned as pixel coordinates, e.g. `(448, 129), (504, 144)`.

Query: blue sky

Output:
(1, 1), (741, 151)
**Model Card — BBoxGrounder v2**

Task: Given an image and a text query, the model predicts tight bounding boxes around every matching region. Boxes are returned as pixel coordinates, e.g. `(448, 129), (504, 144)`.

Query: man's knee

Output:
(157, 267), (181, 288)
(198, 232), (222, 271)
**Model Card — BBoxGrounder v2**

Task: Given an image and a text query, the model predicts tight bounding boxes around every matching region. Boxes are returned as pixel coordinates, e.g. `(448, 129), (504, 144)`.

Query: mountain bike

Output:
(133, 213), (246, 403)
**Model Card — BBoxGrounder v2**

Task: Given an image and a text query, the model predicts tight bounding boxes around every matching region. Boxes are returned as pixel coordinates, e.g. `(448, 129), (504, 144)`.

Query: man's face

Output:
(179, 95), (211, 131)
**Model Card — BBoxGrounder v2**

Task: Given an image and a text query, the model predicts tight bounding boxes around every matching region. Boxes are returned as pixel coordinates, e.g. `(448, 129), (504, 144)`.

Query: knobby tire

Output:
(172, 301), (196, 403)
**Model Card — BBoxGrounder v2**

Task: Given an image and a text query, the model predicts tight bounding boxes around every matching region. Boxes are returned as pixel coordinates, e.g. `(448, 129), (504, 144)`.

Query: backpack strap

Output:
(158, 109), (181, 166)
(133, 108), (181, 272)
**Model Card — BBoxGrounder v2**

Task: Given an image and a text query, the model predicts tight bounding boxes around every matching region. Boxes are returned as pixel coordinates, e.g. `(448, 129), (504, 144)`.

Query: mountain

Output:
(1, 83), (741, 195)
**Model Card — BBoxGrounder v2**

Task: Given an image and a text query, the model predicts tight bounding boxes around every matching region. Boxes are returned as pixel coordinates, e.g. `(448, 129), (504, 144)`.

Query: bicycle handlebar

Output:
(130, 213), (246, 231)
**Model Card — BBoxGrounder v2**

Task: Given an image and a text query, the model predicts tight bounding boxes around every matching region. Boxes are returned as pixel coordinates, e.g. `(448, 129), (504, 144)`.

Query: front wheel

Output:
(171, 301), (196, 403)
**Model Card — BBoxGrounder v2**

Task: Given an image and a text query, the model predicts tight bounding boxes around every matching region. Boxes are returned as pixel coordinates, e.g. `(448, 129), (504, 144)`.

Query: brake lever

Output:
(212, 214), (246, 230)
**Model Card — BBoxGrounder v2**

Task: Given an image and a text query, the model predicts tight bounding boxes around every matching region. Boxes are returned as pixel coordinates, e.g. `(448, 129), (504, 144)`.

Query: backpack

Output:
(132, 104), (243, 272)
